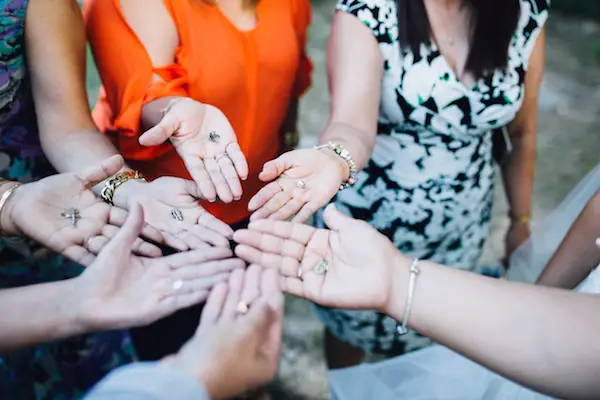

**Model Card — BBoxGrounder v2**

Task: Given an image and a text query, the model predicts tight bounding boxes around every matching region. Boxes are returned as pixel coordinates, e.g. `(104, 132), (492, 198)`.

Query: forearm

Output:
(501, 131), (535, 219)
(536, 191), (600, 288)
(0, 279), (85, 352)
(140, 95), (182, 132)
(387, 257), (600, 399)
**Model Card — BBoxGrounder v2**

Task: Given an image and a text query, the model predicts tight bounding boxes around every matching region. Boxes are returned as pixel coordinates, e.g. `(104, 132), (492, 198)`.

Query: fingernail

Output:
(234, 197), (241, 201)
(596, 238), (600, 248)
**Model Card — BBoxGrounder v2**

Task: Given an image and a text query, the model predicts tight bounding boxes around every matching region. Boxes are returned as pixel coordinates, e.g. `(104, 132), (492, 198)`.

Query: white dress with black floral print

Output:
(314, 0), (549, 354)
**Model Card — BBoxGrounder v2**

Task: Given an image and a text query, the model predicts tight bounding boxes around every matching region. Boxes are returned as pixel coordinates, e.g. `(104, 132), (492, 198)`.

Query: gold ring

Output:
(236, 301), (250, 315)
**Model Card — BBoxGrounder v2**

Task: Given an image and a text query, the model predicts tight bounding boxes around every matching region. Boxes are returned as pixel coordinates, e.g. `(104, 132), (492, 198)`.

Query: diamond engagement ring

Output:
(172, 280), (183, 291)
(313, 260), (328, 275)
(296, 180), (306, 189)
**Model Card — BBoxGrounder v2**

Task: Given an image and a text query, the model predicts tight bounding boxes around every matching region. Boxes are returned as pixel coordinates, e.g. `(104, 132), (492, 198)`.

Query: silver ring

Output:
(61, 207), (81, 227)
(297, 263), (303, 280)
(209, 131), (220, 143)
(172, 279), (183, 291)
(215, 153), (230, 163)
(313, 260), (328, 275)
(171, 207), (184, 221)
(296, 180), (306, 189)
(85, 236), (98, 249)
(236, 301), (250, 315)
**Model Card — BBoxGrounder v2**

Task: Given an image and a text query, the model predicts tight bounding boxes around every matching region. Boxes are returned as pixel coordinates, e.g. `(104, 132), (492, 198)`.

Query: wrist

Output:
(321, 147), (350, 181)
(111, 179), (149, 209)
(383, 252), (412, 320)
(0, 181), (23, 237)
(59, 278), (89, 337)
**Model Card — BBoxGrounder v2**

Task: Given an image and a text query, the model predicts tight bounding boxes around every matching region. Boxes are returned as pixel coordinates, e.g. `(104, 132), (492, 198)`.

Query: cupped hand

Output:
(139, 98), (249, 203)
(120, 177), (234, 251)
(234, 204), (399, 311)
(74, 203), (245, 331)
(248, 149), (347, 223)
(2, 155), (163, 266)
(169, 265), (284, 400)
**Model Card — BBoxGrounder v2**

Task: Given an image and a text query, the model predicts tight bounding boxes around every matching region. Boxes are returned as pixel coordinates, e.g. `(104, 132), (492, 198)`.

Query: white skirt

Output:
(329, 164), (600, 400)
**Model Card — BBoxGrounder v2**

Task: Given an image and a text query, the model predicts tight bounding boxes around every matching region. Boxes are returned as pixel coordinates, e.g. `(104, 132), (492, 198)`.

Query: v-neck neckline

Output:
(205, 1), (261, 35)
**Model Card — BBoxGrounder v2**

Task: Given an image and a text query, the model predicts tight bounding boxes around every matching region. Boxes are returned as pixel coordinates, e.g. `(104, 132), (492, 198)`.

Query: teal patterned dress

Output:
(0, 0), (137, 398)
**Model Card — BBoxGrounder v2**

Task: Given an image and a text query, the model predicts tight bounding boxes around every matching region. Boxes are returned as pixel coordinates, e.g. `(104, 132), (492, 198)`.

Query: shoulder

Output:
(335, 0), (398, 41)
(518, 0), (550, 38)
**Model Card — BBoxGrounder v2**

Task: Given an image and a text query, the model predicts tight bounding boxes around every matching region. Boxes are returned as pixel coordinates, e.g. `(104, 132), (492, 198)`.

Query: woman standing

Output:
(248, 0), (548, 368)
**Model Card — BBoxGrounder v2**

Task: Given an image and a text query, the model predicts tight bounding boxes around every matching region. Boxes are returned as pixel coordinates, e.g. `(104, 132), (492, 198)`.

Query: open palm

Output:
(234, 204), (398, 311)
(5, 155), (163, 266)
(248, 149), (346, 223)
(139, 98), (249, 203)
(74, 204), (245, 331)
(125, 177), (234, 250)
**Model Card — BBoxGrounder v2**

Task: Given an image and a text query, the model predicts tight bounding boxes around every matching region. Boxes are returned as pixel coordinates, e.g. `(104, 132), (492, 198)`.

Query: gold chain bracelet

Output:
(100, 171), (147, 206)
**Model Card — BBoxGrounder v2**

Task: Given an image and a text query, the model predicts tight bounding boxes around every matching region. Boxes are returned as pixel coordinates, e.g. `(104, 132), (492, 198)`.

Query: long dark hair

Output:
(397, 0), (520, 78)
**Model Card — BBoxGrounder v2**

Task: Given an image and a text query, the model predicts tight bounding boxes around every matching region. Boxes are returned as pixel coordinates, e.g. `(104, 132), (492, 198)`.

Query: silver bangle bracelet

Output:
(313, 141), (358, 190)
(396, 258), (421, 336)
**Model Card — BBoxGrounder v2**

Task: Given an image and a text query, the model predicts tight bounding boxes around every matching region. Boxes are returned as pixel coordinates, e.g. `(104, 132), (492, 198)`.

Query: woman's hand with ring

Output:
(247, 148), (349, 223)
(168, 265), (283, 399)
(1, 155), (163, 266)
(72, 203), (245, 331)
(234, 204), (401, 311)
(116, 177), (234, 251)
(138, 98), (249, 203)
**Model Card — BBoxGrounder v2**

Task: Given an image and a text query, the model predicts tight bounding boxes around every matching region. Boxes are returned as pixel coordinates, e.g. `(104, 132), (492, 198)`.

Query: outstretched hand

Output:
(2, 155), (163, 266)
(248, 149), (347, 223)
(234, 204), (400, 311)
(139, 98), (249, 203)
(74, 203), (245, 331)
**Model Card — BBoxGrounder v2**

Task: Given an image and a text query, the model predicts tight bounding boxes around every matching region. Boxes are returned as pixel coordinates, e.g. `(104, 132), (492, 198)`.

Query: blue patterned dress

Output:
(0, 1), (136, 398)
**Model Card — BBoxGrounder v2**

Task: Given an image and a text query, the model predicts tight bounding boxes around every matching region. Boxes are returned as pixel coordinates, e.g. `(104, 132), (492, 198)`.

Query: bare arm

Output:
(387, 252), (600, 399)
(536, 190), (600, 288)
(26, 0), (128, 178)
(0, 279), (85, 352)
(502, 29), (545, 254)
(320, 11), (383, 172)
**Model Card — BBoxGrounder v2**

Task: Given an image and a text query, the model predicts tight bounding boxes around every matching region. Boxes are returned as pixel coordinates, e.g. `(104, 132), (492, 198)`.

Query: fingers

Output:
(171, 259), (245, 279)
(174, 230), (213, 250)
(139, 113), (180, 147)
(62, 244), (96, 267)
(105, 202), (145, 250)
(268, 197), (306, 221)
(236, 219), (315, 245)
(197, 210), (233, 239)
(233, 229), (305, 260)
(291, 201), (319, 223)
(204, 157), (234, 203)
(220, 269), (245, 321)
(250, 191), (293, 221)
(198, 282), (229, 331)
(260, 267), (281, 295)
(163, 247), (234, 268)
(226, 142), (249, 181)
(258, 156), (289, 183)
(279, 276), (305, 298)
(217, 152), (243, 200)
(161, 231), (190, 252)
(108, 207), (165, 245)
(235, 245), (300, 278)
(183, 158), (217, 203)
(322, 203), (354, 231)
(248, 181), (283, 213)
(79, 155), (124, 186)
(239, 264), (261, 307)
(99, 225), (163, 257)
(156, 290), (211, 325)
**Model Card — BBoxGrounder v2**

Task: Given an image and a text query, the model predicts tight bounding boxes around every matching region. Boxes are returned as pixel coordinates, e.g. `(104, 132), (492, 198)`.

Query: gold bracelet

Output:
(510, 213), (531, 224)
(100, 171), (147, 205)
(0, 182), (21, 236)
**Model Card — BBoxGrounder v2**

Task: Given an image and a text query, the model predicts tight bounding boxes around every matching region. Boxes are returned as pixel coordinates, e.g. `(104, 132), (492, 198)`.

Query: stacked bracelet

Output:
(314, 141), (358, 190)
(396, 258), (421, 336)
(0, 182), (21, 236)
(100, 171), (147, 205)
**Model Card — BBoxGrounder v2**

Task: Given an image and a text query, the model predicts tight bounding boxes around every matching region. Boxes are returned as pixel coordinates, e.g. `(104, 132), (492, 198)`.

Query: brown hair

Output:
(397, 0), (520, 78)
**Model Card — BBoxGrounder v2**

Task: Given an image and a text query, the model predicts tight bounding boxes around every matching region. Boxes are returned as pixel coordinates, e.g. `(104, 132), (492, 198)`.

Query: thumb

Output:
(80, 155), (124, 185)
(108, 202), (145, 250)
(139, 113), (181, 147)
(258, 154), (292, 182)
(322, 203), (354, 232)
